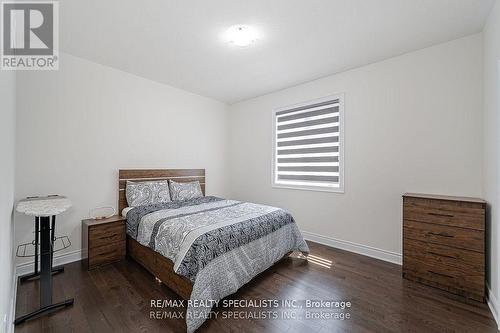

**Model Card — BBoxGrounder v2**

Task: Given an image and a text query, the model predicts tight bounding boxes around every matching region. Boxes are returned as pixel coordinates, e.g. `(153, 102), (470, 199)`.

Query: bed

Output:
(118, 169), (309, 332)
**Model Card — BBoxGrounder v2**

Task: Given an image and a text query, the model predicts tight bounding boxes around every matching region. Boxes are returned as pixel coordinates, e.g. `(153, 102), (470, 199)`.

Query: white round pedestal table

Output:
(14, 196), (74, 325)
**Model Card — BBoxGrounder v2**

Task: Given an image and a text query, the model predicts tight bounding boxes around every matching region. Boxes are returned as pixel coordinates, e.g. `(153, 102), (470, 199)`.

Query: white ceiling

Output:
(60, 0), (494, 104)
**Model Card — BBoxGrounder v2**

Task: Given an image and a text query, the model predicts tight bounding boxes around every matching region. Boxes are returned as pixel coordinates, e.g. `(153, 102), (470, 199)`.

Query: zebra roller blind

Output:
(273, 96), (343, 191)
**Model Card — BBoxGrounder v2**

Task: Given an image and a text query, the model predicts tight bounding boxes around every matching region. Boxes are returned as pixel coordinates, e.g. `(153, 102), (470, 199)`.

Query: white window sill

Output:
(272, 184), (344, 194)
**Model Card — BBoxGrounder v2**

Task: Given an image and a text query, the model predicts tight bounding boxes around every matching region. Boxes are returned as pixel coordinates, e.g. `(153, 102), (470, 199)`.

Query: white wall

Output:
(15, 53), (229, 266)
(483, 0), (500, 324)
(0, 70), (16, 331)
(228, 34), (483, 262)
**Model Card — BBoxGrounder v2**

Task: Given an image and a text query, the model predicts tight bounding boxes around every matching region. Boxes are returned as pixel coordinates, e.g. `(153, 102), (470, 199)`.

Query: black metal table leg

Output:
(13, 299), (74, 325)
(14, 215), (74, 325)
(19, 266), (65, 282)
(40, 216), (52, 306)
(19, 216), (64, 283)
(35, 217), (39, 275)
(51, 216), (55, 265)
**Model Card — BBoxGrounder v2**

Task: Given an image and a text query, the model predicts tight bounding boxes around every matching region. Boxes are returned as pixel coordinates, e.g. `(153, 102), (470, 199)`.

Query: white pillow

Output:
(126, 180), (171, 207)
(169, 180), (203, 201)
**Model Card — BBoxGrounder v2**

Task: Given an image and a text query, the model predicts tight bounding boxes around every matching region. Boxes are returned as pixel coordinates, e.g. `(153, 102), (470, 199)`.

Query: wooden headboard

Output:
(118, 169), (205, 213)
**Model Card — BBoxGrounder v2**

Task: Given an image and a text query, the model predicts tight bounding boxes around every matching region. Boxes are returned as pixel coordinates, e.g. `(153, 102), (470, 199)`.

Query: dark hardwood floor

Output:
(15, 241), (497, 333)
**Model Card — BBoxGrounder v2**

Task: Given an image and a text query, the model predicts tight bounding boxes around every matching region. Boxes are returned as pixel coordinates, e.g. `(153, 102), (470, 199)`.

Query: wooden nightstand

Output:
(82, 215), (126, 270)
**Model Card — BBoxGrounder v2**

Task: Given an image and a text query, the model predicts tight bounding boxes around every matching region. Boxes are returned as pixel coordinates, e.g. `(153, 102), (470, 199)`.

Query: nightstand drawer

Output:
(88, 241), (125, 269)
(404, 220), (483, 252)
(89, 222), (125, 249)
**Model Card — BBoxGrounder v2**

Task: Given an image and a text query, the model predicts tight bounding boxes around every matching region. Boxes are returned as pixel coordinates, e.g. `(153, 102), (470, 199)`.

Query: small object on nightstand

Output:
(88, 206), (116, 220)
(82, 215), (126, 270)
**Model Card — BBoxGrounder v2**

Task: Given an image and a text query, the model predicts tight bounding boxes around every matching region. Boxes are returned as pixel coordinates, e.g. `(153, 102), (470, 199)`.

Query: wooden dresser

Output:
(82, 215), (126, 270)
(402, 193), (486, 302)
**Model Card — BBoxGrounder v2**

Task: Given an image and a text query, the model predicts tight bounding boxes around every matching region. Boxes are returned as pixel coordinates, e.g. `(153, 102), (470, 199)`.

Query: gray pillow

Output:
(169, 180), (203, 201)
(126, 180), (171, 207)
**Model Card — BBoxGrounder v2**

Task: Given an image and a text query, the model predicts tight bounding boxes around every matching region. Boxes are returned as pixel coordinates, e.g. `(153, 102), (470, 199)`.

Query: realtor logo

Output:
(1, 1), (58, 70)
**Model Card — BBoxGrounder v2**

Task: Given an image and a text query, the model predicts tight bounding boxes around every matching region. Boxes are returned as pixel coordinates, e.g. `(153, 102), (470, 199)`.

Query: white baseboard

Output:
(487, 283), (500, 331)
(301, 231), (402, 265)
(15, 248), (84, 277)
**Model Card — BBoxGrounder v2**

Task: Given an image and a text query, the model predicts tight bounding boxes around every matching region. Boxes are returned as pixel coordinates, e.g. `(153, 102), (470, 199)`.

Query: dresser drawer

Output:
(403, 197), (484, 230)
(88, 240), (125, 269)
(404, 238), (484, 274)
(404, 220), (484, 252)
(89, 221), (125, 249)
(403, 258), (484, 296)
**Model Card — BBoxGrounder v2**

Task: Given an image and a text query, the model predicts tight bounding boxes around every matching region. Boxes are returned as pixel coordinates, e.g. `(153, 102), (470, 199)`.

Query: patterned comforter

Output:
(126, 196), (309, 332)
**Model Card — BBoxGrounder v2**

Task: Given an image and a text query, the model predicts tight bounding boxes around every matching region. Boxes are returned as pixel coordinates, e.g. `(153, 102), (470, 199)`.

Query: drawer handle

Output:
(102, 234), (119, 240)
(428, 270), (454, 279)
(427, 251), (456, 259)
(97, 249), (119, 257)
(428, 212), (454, 218)
(427, 232), (453, 238)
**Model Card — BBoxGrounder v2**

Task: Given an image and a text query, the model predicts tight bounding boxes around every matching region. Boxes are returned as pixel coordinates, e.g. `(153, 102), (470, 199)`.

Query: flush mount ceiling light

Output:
(225, 25), (258, 47)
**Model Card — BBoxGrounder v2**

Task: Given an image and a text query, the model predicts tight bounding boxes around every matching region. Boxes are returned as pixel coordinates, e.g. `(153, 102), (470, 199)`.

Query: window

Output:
(272, 95), (344, 192)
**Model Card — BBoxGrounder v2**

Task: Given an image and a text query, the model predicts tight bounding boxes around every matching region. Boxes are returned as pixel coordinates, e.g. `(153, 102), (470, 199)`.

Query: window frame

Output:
(271, 94), (345, 193)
